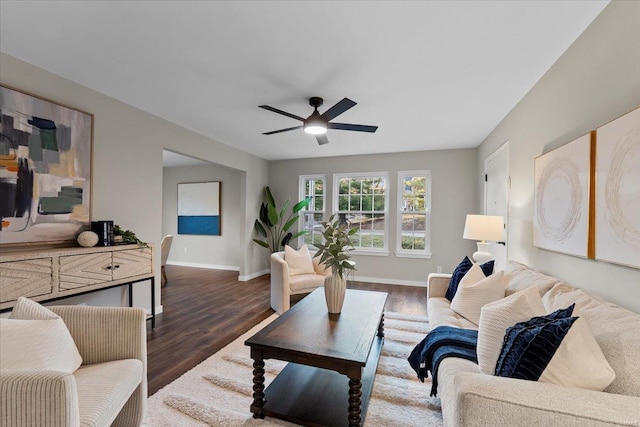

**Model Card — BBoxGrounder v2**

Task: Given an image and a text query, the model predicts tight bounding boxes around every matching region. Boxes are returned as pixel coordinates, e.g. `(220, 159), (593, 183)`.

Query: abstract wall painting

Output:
(0, 85), (93, 246)
(533, 133), (592, 258)
(177, 182), (221, 236)
(595, 107), (640, 269)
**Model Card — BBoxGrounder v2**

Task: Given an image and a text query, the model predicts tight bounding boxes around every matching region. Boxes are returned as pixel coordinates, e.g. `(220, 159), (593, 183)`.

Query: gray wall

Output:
(162, 164), (241, 269)
(477, 1), (640, 313)
(0, 53), (269, 312)
(269, 149), (478, 285)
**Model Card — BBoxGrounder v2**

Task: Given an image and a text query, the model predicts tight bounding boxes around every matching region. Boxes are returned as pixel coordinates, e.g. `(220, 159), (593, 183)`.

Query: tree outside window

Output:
(397, 171), (431, 257)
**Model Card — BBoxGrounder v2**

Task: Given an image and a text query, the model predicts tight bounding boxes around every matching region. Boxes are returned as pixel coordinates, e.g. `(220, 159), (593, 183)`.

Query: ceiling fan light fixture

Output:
(303, 110), (328, 135)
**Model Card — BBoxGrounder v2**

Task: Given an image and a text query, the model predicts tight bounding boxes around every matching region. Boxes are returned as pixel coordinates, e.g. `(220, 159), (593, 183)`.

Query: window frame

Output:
(298, 174), (326, 248)
(333, 171), (389, 256)
(396, 170), (432, 259)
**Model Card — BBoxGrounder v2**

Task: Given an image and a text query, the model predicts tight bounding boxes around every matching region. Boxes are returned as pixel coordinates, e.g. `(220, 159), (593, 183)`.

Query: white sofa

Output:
(427, 261), (640, 427)
(270, 250), (330, 314)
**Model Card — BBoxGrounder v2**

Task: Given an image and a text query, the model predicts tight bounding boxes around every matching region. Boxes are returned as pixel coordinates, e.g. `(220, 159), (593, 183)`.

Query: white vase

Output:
(324, 272), (346, 314)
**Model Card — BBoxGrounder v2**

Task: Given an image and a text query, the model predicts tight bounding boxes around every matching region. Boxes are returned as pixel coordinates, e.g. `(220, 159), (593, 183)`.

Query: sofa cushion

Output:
(477, 286), (546, 375)
(2, 297), (82, 373)
(445, 257), (494, 301)
(74, 359), (143, 427)
(284, 245), (315, 276)
(450, 270), (505, 326)
(502, 261), (559, 296)
(543, 283), (640, 397)
(495, 306), (615, 392)
(427, 297), (478, 330)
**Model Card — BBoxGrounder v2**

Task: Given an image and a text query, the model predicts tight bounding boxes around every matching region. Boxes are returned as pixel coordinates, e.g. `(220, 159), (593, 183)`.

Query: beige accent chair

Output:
(271, 250), (331, 314)
(160, 234), (173, 286)
(0, 305), (147, 427)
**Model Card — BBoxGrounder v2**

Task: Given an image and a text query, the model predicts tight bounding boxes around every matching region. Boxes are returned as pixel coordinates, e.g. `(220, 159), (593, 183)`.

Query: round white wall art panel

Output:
(596, 107), (640, 269)
(534, 133), (591, 258)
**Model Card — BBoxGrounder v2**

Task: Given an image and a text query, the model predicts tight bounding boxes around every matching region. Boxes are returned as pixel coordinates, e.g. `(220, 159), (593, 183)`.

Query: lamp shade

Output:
(463, 214), (504, 242)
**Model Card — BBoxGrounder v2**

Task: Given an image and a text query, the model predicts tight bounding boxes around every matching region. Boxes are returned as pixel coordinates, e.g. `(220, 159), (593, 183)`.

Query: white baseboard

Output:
(167, 261), (240, 271)
(351, 275), (426, 288)
(238, 269), (270, 281)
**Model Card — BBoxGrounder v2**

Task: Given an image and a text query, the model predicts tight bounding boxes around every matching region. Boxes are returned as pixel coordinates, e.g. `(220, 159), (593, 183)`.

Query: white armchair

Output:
(270, 250), (331, 314)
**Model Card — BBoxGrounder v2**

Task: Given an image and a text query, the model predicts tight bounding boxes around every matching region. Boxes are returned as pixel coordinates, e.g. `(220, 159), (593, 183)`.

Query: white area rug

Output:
(143, 311), (442, 427)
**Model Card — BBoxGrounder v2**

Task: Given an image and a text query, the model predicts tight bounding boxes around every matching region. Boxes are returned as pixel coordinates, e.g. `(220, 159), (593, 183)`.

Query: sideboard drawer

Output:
(59, 252), (113, 290)
(0, 258), (53, 303)
(113, 248), (152, 281)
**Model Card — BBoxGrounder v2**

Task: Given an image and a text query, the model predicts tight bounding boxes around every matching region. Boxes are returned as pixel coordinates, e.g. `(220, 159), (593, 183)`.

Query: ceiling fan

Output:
(259, 97), (378, 145)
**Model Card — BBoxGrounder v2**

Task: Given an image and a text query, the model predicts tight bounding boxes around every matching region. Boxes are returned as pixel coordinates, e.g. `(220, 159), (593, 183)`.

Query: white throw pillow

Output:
(450, 269), (506, 325)
(477, 287), (546, 374)
(2, 297), (83, 373)
(495, 307), (616, 391)
(539, 317), (615, 390)
(284, 245), (315, 276)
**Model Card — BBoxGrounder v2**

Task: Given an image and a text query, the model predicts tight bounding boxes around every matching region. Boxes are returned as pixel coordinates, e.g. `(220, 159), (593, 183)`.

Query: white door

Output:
(484, 142), (509, 270)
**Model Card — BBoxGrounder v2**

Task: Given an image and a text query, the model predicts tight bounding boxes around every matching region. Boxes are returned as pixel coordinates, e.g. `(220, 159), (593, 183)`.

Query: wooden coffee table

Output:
(245, 288), (387, 427)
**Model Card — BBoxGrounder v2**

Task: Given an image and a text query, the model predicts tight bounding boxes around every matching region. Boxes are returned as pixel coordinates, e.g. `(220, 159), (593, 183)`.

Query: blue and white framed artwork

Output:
(177, 181), (221, 236)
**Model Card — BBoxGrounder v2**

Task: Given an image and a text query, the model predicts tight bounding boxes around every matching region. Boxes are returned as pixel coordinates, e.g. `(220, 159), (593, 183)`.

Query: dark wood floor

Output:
(146, 265), (428, 395)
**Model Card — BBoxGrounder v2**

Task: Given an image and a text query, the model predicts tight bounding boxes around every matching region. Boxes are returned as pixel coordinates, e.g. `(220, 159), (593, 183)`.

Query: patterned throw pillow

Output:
(450, 269), (505, 325)
(2, 297), (83, 373)
(445, 256), (495, 301)
(477, 286), (546, 375)
(495, 304), (616, 391)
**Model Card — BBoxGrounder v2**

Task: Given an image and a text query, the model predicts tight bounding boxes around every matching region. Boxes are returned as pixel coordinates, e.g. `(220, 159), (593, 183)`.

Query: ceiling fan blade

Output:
(329, 123), (378, 133)
(259, 105), (305, 122)
(321, 98), (357, 121)
(263, 125), (303, 135)
(316, 134), (330, 145)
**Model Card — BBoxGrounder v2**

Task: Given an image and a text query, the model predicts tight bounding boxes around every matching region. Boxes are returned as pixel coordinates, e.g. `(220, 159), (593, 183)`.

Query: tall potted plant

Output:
(313, 214), (357, 314)
(253, 186), (311, 253)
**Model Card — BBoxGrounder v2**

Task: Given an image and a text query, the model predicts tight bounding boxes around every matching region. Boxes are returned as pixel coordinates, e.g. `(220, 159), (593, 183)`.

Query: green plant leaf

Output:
(253, 239), (269, 248)
(265, 186), (275, 207)
(254, 219), (267, 237)
(282, 215), (299, 233)
(281, 232), (293, 247)
(267, 203), (279, 226)
(290, 230), (308, 239)
(292, 197), (311, 213)
(279, 199), (290, 220)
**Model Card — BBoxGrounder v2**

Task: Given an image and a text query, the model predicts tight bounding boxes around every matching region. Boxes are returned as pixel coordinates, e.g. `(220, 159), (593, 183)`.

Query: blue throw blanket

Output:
(408, 326), (478, 396)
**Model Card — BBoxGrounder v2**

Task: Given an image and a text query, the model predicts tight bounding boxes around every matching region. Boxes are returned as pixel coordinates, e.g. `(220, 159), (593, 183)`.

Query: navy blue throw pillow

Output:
(494, 305), (577, 380)
(444, 257), (495, 301)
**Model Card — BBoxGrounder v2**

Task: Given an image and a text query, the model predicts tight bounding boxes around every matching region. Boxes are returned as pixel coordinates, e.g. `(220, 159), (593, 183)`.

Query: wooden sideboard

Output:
(0, 244), (155, 326)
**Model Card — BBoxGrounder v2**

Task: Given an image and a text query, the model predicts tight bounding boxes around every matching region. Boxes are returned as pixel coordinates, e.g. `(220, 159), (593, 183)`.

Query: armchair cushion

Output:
(284, 245), (315, 276)
(75, 359), (143, 427)
(1, 297), (82, 373)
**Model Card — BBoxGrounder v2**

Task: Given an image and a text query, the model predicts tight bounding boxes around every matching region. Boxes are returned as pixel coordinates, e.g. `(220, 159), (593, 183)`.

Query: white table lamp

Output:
(463, 214), (504, 264)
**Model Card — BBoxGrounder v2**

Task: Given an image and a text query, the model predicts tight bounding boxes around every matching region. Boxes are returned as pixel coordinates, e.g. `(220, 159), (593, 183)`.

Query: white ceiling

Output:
(162, 150), (212, 168)
(0, 1), (608, 161)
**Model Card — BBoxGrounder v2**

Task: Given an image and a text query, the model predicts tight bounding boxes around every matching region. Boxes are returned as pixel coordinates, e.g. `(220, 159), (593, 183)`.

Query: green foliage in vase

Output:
(313, 214), (357, 279)
(253, 186), (311, 253)
(113, 224), (148, 248)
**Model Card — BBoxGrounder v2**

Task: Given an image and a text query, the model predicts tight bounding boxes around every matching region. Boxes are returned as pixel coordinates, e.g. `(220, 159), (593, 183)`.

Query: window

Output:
(334, 172), (388, 254)
(397, 170), (431, 258)
(299, 175), (325, 247)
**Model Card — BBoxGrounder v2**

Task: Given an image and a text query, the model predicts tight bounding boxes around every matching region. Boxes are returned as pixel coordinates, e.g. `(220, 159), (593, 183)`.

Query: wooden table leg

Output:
(348, 377), (362, 426)
(251, 355), (266, 419)
(377, 312), (385, 338)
